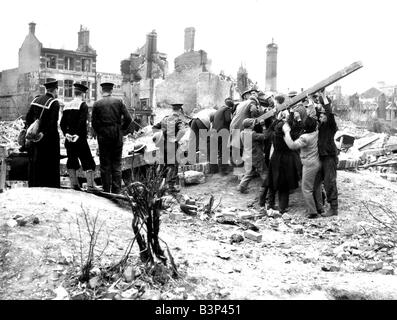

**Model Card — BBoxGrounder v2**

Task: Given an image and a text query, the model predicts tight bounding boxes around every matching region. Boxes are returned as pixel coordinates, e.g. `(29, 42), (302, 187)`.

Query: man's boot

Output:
(68, 169), (81, 191)
(322, 206), (338, 217)
(259, 187), (267, 207)
(85, 170), (100, 191)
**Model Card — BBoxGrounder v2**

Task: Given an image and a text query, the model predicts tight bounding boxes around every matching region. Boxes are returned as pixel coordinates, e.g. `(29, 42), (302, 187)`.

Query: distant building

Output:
(155, 27), (233, 114)
(0, 23), (98, 120)
(359, 87), (386, 119)
(120, 30), (169, 125)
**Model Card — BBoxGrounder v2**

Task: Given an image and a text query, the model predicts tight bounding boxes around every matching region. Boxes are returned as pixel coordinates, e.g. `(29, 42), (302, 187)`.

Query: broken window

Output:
(64, 57), (74, 71)
(82, 59), (91, 72)
(64, 80), (73, 98)
(46, 55), (57, 69)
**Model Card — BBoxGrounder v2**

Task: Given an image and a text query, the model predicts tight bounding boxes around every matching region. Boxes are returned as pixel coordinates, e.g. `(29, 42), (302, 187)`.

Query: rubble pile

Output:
(336, 119), (397, 178)
(0, 118), (25, 151)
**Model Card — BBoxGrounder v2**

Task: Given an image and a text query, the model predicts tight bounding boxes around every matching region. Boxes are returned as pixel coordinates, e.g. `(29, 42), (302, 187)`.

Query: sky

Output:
(1, 0), (396, 95)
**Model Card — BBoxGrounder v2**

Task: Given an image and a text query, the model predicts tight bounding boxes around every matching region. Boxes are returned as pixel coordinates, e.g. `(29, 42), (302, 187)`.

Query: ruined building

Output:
(155, 27), (233, 114)
(265, 40), (278, 93)
(0, 23), (98, 120)
(120, 30), (168, 125)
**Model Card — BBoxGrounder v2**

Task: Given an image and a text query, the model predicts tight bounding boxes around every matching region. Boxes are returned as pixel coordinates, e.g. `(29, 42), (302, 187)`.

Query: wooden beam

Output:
(257, 61), (364, 122)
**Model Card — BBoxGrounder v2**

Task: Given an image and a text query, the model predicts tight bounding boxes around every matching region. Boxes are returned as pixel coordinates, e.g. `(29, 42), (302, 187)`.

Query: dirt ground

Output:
(1, 169), (397, 300)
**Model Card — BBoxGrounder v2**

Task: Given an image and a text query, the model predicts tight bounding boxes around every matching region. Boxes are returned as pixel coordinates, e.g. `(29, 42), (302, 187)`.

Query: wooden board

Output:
(257, 61), (364, 122)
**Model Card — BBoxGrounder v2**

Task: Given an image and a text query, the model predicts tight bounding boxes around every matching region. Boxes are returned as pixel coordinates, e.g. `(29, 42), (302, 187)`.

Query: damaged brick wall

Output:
(155, 68), (202, 114)
(197, 72), (232, 109)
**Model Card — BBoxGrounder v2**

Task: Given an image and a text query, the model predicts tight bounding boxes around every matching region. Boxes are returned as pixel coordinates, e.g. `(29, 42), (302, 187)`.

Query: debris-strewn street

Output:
(1, 169), (397, 300)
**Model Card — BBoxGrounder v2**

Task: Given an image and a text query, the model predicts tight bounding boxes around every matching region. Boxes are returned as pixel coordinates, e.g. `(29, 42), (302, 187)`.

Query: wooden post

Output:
(0, 147), (7, 193)
(257, 61), (364, 122)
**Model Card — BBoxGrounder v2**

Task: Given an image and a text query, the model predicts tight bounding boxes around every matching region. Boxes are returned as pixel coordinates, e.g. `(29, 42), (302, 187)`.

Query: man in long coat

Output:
(91, 82), (132, 194)
(25, 80), (60, 188)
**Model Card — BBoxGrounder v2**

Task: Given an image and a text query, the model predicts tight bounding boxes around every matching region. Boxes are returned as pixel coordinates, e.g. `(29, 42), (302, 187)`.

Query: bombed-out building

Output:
(0, 23), (98, 120)
(120, 30), (169, 125)
(155, 27), (234, 114)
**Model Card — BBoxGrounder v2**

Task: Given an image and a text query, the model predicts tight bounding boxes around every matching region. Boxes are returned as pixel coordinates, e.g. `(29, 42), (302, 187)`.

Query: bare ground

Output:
(1, 170), (397, 300)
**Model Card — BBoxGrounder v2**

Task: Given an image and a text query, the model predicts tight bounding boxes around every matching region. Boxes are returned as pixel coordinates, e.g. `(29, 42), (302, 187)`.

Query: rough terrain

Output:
(1, 170), (397, 300)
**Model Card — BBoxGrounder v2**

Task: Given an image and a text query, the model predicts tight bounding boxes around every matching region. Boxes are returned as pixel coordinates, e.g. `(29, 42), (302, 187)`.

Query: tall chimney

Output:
(29, 22), (36, 35)
(265, 39), (278, 92)
(145, 30), (157, 79)
(184, 27), (195, 52)
(78, 25), (90, 51)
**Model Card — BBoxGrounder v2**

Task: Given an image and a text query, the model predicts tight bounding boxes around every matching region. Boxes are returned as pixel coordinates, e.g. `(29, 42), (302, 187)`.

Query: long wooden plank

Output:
(257, 61), (363, 122)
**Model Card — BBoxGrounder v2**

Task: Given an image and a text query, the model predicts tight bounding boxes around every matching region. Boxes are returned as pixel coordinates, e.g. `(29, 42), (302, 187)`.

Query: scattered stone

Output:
(230, 234), (244, 244)
(121, 288), (139, 299)
(238, 211), (254, 219)
(244, 230), (262, 242)
(123, 266), (135, 282)
(183, 170), (205, 184)
(267, 209), (282, 219)
(50, 271), (60, 281)
(90, 267), (101, 275)
(6, 220), (17, 228)
(31, 216), (40, 224)
(71, 292), (89, 300)
(293, 226), (304, 234)
(216, 251), (231, 260)
(52, 285), (69, 300)
(16, 217), (27, 227)
(364, 261), (384, 272)
(12, 214), (23, 220)
(336, 251), (350, 261)
(321, 264), (341, 272)
(233, 266), (242, 273)
(89, 276), (101, 289)
(379, 266), (394, 275)
(170, 211), (184, 221)
(219, 289), (230, 298)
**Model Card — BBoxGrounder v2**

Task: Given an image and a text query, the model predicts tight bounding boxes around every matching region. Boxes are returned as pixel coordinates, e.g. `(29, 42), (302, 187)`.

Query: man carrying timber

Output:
(60, 83), (97, 191)
(25, 79), (61, 188)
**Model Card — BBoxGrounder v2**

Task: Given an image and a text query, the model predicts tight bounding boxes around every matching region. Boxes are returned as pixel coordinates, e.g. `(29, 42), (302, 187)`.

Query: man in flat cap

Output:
(25, 79), (61, 188)
(152, 103), (188, 192)
(91, 82), (132, 194)
(60, 83), (97, 191)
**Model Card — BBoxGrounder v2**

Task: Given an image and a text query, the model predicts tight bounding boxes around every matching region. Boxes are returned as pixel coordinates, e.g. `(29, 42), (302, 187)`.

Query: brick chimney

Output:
(145, 30), (157, 79)
(78, 25), (90, 51)
(184, 27), (195, 52)
(29, 22), (36, 35)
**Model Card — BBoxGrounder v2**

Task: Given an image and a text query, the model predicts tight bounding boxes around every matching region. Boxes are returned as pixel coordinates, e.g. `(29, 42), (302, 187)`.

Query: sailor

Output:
(60, 83), (97, 191)
(25, 79), (61, 188)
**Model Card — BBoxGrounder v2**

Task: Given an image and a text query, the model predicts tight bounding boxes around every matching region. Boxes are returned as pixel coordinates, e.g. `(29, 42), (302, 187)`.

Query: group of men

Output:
(24, 79), (339, 218)
(163, 88), (339, 219)
(25, 80), (132, 194)
(227, 88), (338, 218)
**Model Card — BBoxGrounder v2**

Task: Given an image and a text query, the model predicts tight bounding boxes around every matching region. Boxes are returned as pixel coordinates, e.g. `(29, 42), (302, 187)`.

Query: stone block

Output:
(379, 266), (394, 275)
(244, 230), (262, 242)
(170, 211), (184, 221)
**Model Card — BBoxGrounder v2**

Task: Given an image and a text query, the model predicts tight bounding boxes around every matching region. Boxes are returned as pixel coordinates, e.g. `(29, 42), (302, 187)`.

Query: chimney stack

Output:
(29, 22), (36, 35)
(78, 25), (90, 52)
(184, 27), (195, 52)
(145, 30), (157, 79)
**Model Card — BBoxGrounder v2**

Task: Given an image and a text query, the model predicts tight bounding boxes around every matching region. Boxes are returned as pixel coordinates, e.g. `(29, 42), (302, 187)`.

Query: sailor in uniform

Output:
(60, 83), (97, 190)
(25, 79), (61, 188)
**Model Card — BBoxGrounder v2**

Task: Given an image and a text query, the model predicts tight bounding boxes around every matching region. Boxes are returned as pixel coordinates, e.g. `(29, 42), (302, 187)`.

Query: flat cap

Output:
(100, 82), (115, 89)
(73, 83), (88, 92)
(43, 80), (58, 89)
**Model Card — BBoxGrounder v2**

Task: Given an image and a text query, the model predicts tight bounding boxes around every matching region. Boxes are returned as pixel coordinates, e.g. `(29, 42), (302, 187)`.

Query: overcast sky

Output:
(1, 0), (396, 95)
